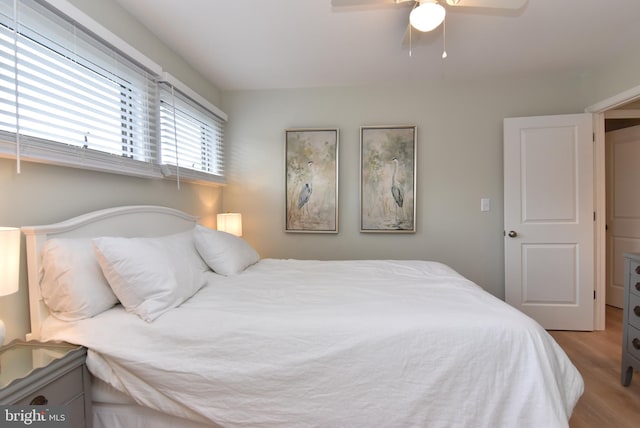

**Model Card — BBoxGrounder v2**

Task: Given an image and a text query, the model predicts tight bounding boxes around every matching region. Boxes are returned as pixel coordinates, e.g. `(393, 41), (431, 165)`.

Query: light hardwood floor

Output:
(549, 305), (640, 428)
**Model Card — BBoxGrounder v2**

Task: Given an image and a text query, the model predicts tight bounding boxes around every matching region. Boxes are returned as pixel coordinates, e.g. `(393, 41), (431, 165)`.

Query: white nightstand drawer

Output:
(15, 366), (83, 406)
(0, 341), (91, 427)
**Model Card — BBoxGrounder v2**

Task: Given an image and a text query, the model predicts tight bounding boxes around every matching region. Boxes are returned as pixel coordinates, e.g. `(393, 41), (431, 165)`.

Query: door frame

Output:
(605, 114), (640, 309)
(587, 83), (640, 330)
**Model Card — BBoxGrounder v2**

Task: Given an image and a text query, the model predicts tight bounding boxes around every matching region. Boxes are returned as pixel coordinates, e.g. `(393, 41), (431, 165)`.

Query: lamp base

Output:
(0, 319), (5, 346)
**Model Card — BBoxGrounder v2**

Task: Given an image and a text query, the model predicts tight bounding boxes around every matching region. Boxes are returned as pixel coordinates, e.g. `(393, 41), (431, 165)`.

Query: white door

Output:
(606, 125), (640, 308)
(504, 113), (594, 331)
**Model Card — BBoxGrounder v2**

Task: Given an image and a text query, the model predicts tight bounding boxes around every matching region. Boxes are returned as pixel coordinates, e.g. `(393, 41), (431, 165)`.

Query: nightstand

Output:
(0, 340), (92, 428)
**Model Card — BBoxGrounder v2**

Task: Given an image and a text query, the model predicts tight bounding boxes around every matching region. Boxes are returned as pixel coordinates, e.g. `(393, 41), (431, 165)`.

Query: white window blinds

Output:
(0, 0), (157, 175)
(0, 0), (227, 185)
(159, 78), (225, 184)
(0, 0), (160, 176)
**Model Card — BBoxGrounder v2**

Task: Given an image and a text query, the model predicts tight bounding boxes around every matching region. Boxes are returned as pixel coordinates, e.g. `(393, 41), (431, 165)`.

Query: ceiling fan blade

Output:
(331, 0), (414, 8)
(445, 0), (527, 9)
(332, 0), (397, 7)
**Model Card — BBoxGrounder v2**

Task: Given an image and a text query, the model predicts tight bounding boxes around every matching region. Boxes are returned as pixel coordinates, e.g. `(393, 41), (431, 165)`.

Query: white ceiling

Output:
(113, 0), (640, 91)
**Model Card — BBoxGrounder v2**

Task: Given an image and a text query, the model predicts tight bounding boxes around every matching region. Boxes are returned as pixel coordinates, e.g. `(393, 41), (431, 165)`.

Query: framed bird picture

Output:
(285, 128), (339, 233)
(360, 125), (416, 233)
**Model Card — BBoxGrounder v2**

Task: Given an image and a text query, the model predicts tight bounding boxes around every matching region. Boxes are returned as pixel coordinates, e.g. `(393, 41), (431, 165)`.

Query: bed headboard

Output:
(21, 205), (199, 340)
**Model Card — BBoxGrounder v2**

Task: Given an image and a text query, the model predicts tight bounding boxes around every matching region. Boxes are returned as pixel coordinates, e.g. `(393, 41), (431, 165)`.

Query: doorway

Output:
(605, 117), (640, 309)
(590, 91), (640, 330)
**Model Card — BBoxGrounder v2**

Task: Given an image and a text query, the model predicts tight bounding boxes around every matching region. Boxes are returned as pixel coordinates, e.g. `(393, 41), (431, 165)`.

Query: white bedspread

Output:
(41, 259), (583, 428)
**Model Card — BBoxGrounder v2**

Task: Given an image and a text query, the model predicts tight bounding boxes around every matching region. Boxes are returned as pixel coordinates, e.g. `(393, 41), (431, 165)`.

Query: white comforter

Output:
(41, 259), (583, 428)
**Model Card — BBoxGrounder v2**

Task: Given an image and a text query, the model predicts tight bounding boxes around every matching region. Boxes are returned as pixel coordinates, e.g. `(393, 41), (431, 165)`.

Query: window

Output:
(159, 79), (225, 184)
(0, 0), (226, 185)
(0, 0), (160, 176)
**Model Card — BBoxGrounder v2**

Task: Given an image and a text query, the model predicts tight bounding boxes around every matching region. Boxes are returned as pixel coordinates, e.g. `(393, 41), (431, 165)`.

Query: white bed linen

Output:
(91, 376), (135, 405)
(41, 259), (583, 428)
(93, 403), (217, 428)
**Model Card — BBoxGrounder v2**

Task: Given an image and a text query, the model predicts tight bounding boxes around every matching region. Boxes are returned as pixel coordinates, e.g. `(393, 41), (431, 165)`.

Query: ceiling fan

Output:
(332, 0), (527, 56)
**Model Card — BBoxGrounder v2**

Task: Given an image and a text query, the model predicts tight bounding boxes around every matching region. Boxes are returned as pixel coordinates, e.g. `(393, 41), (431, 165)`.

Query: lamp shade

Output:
(217, 213), (242, 237)
(0, 227), (20, 297)
(410, 1), (446, 32)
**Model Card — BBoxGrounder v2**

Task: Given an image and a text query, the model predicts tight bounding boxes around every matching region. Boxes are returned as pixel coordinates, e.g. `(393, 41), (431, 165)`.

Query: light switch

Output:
(481, 198), (490, 212)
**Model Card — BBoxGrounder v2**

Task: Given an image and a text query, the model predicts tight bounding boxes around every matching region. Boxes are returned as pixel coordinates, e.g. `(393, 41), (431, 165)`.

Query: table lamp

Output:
(0, 227), (20, 345)
(217, 213), (242, 237)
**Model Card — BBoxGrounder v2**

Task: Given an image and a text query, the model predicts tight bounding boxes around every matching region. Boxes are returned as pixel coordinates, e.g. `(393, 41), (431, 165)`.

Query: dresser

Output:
(0, 340), (92, 427)
(622, 253), (640, 386)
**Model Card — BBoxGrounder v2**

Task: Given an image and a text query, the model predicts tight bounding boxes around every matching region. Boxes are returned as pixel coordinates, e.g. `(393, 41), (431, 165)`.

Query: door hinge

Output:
(593, 132), (595, 142)
(594, 211), (596, 221)
(594, 290), (596, 300)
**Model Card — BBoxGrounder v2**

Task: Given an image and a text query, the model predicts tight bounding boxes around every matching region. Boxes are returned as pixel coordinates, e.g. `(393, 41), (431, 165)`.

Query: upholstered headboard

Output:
(21, 205), (199, 340)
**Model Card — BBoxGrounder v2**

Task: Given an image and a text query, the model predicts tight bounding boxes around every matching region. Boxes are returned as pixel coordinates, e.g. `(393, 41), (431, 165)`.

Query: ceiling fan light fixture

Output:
(410, 0), (446, 32)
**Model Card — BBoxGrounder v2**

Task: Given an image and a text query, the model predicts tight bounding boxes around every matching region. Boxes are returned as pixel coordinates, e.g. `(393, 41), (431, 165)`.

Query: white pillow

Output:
(40, 238), (118, 321)
(194, 224), (260, 276)
(93, 229), (208, 322)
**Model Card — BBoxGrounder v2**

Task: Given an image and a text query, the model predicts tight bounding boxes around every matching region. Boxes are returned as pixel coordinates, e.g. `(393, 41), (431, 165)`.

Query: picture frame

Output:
(360, 125), (416, 233)
(285, 128), (339, 233)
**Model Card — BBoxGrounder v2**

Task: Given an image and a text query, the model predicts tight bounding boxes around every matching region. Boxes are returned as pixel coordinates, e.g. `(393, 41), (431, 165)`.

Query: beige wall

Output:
(0, 0), (224, 342)
(583, 53), (640, 107)
(221, 73), (594, 299)
(221, 49), (640, 299)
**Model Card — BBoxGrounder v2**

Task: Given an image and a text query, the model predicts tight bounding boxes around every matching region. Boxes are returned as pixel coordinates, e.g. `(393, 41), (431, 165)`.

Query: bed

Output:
(22, 205), (583, 428)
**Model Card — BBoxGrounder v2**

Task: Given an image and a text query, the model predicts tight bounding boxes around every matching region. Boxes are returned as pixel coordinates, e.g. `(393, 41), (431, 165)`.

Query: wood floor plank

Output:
(549, 306), (640, 428)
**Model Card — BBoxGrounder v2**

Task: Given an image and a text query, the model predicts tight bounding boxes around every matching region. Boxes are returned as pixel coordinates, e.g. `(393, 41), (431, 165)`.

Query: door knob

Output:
(507, 230), (518, 238)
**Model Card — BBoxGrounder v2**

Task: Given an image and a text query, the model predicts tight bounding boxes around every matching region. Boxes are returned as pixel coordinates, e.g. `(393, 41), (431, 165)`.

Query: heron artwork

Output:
(360, 125), (414, 232)
(297, 161), (314, 214)
(391, 157), (404, 223)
